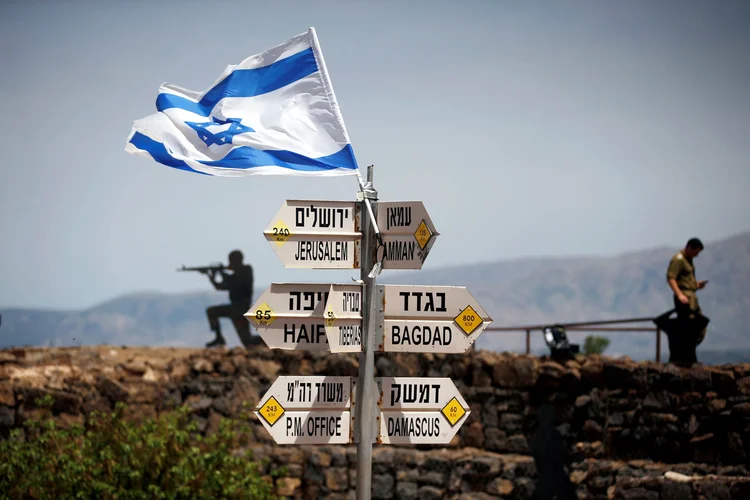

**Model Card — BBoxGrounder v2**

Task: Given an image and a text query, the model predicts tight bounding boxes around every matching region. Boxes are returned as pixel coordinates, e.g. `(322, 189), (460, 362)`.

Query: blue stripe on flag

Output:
(128, 132), (357, 174)
(156, 48), (318, 118)
(129, 132), (209, 175)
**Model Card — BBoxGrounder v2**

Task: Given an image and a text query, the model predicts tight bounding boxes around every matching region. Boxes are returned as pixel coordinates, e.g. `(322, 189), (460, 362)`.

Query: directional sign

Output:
(376, 201), (439, 270)
(264, 200), (361, 269)
(254, 376), (352, 445)
(324, 284), (364, 353)
(375, 285), (492, 353)
(376, 377), (470, 444)
(245, 283), (361, 351)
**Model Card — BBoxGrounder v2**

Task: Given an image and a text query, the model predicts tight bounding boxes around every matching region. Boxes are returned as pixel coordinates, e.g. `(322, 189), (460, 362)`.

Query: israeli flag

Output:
(125, 28), (359, 177)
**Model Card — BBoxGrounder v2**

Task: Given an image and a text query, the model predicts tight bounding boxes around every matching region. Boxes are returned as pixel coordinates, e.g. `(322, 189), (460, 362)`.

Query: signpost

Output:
(248, 166), (495, 500)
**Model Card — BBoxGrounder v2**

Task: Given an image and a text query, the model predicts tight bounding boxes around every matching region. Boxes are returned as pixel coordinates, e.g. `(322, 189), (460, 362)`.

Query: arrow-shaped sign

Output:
(374, 377), (470, 445)
(245, 283), (362, 351)
(375, 285), (492, 353)
(264, 200), (361, 269)
(254, 375), (352, 445)
(376, 201), (440, 270)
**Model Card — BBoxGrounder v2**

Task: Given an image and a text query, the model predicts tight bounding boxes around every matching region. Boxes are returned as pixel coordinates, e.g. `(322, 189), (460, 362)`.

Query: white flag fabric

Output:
(125, 28), (359, 176)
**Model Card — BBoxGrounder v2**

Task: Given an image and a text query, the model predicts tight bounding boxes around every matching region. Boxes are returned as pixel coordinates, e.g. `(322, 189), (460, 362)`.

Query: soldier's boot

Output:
(206, 310), (227, 347)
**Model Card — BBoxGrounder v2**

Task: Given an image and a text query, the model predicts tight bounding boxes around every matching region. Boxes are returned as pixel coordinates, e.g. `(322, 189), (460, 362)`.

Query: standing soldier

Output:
(666, 238), (709, 348)
(205, 250), (257, 348)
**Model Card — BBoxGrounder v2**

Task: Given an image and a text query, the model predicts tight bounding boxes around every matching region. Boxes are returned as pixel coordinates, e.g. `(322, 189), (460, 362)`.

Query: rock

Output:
(709, 368), (736, 394)
(395, 481), (418, 500)
(662, 476), (695, 499)
(417, 486), (444, 500)
(583, 420), (604, 441)
(581, 359), (604, 384)
(418, 471), (443, 487)
(185, 395), (213, 414)
(218, 360), (235, 375)
(492, 357), (537, 388)
(724, 432), (746, 463)
(229, 376), (259, 414)
(651, 413), (679, 424)
(484, 428), (507, 452)
(324, 467), (349, 492)
(570, 470), (588, 485)
(575, 395), (591, 408)
(695, 481), (731, 500)
(620, 487), (659, 500)
(169, 361), (191, 380)
(0, 405), (15, 428)
(123, 359), (148, 375)
(464, 421), (484, 448)
(192, 358), (213, 373)
(709, 399), (727, 413)
(737, 377), (750, 396)
(142, 367), (159, 382)
(276, 477), (302, 496)
(731, 403), (750, 416)
(97, 375), (129, 403)
(372, 474), (395, 499)
(486, 478), (513, 495)
(0, 352), (17, 364)
(507, 434), (529, 454)
(0, 385), (14, 406)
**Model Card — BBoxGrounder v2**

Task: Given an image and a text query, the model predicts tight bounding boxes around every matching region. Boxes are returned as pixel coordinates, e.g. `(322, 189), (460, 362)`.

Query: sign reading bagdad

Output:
(376, 285), (492, 353)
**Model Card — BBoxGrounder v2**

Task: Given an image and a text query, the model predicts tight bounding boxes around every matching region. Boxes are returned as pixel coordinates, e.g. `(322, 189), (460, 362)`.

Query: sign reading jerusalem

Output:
(376, 285), (492, 353)
(264, 200), (361, 269)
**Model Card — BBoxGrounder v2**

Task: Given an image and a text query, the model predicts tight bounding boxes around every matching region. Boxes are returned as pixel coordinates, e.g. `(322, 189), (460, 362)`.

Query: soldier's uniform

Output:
(666, 250), (706, 345)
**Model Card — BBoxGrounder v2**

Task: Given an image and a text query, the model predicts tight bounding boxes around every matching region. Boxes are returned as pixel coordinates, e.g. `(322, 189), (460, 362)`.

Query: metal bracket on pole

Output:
(355, 165), (378, 500)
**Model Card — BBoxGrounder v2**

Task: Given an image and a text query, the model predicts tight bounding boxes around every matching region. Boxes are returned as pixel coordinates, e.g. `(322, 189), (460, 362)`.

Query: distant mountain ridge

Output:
(2, 231), (749, 362)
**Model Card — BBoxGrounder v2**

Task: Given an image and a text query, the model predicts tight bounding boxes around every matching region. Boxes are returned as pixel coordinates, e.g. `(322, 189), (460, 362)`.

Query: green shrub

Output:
(583, 335), (611, 355)
(0, 396), (280, 499)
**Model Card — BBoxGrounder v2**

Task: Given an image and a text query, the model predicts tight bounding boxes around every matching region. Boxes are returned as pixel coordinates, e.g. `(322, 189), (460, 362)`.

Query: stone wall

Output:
(249, 445), (750, 499)
(2, 345), (750, 498)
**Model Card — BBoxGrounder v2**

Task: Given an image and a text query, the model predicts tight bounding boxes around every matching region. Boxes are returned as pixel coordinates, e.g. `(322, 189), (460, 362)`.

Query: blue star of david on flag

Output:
(185, 117), (254, 147)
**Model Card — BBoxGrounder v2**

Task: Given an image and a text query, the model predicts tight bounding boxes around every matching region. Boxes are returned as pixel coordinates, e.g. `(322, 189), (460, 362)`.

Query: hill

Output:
(2, 232), (749, 361)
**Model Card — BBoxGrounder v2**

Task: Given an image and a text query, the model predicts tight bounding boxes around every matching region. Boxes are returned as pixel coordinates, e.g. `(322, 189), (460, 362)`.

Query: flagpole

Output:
(355, 165), (377, 500)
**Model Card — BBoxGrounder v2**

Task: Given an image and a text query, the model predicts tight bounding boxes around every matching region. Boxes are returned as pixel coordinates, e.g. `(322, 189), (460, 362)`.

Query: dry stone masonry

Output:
(2, 345), (750, 498)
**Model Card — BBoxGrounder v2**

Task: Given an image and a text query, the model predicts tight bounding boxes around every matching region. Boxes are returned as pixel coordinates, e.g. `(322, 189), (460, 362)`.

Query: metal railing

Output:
(483, 316), (664, 362)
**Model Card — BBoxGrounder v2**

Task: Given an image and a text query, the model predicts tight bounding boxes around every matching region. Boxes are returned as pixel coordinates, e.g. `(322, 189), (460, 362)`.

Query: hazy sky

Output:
(1, 0), (749, 309)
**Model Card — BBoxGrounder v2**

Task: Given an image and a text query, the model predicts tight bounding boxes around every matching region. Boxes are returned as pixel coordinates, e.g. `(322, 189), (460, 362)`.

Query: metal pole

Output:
(655, 328), (661, 363)
(355, 165), (377, 500)
(525, 329), (531, 354)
